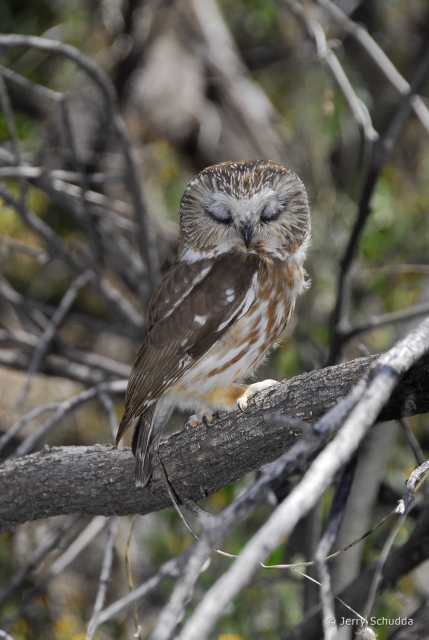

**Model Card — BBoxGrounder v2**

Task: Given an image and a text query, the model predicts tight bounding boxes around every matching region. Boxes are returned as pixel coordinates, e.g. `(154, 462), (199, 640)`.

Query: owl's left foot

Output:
(185, 409), (215, 428)
(237, 379), (278, 411)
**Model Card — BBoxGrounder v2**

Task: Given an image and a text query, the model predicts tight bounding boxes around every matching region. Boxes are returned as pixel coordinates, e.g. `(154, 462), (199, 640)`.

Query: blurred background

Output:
(0, 0), (429, 638)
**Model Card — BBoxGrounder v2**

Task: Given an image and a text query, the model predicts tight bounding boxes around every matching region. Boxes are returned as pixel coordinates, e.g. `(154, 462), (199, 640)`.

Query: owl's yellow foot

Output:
(186, 409), (215, 428)
(237, 379), (278, 411)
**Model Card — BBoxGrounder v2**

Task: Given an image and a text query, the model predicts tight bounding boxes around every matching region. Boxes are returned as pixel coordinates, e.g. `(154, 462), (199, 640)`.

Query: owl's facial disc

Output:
(178, 160), (311, 261)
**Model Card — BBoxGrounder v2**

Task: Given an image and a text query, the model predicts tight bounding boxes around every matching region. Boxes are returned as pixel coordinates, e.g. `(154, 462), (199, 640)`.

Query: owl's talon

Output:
(187, 414), (200, 427)
(237, 398), (248, 412)
(187, 410), (215, 428)
(237, 379), (278, 413)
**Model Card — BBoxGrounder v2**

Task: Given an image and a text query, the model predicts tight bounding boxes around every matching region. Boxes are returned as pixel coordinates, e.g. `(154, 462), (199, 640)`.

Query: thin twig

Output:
(396, 459), (429, 515)
(282, 0), (378, 142)
(59, 97), (101, 269)
(0, 62), (62, 101)
(10, 379), (127, 458)
(356, 264), (429, 277)
(314, 455), (358, 640)
(0, 402), (59, 456)
(19, 270), (90, 403)
(291, 567), (367, 624)
(0, 73), (27, 203)
(343, 300), (429, 341)
(0, 272), (139, 339)
(96, 553), (187, 628)
(327, 43), (429, 364)
(316, 0), (429, 135)
(4, 516), (110, 630)
(0, 514), (81, 607)
(0, 182), (144, 330)
(125, 515), (142, 640)
(0, 33), (158, 302)
(363, 510), (409, 622)
(398, 418), (426, 466)
(98, 391), (120, 443)
(85, 516), (119, 640)
(159, 457), (199, 540)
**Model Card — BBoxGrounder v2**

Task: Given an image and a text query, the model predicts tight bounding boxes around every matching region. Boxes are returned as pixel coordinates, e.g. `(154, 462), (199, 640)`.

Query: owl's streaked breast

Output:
(169, 256), (305, 406)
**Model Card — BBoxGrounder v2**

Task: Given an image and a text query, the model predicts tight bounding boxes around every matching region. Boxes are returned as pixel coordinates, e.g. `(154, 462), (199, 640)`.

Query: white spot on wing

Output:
(194, 315), (207, 326)
(163, 265), (212, 320)
(217, 272), (257, 331)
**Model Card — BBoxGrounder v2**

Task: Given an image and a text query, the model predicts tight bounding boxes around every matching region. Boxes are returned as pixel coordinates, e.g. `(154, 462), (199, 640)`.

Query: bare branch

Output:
(0, 346), (428, 532)
(85, 516), (119, 640)
(174, 316), (429, 640)
(314, 455), (358, 640)
(0, 183), (144, 331)
(19, 270), (90, 403)
(343, 300), (429, 341)
(10, 380), (127, 459)
(0, 402), (60, 457)
(284, 501), (429, 639)
(396, 459), (429, 515)
(4, 515), (111, 630)
(0, 514), (80, 607)
(0, 33), (158, 303)
(0, 272), (139, 339)
(58, 97), (101, 269)
(327, 43), (429, 364)
(399, 417), (426, 467)
(97, 391), (120, 443)
(97, 551), (187, 627)
(316, 0), (429, 135)
(0, 62), (62, 102)
(281, 0), (378, 142)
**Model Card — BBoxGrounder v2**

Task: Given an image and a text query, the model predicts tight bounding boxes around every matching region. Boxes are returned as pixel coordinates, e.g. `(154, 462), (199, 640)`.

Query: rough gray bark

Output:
(0, 352), (428, 532)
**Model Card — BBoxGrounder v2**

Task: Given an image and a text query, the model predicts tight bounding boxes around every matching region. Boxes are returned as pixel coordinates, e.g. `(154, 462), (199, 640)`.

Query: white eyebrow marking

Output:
(194, 315), (207, 325)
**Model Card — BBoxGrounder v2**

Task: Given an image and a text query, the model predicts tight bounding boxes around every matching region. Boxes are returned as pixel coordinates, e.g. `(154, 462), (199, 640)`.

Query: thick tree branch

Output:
(1, 351), (428, 532)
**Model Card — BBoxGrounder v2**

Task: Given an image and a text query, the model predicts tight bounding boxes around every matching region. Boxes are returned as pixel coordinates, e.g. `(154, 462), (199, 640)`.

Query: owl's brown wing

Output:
(116, 252), (261, 443)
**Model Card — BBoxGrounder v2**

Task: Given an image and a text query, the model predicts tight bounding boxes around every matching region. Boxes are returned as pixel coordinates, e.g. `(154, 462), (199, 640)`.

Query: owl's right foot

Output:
(237, 379), (278, 411)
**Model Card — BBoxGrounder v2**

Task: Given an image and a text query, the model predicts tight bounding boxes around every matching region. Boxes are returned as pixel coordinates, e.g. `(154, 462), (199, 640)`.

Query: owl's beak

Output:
(240, 222), (254, 249)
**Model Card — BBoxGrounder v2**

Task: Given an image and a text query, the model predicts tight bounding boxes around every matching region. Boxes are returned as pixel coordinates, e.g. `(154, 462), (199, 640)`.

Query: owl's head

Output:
(177, 160), (311, 262)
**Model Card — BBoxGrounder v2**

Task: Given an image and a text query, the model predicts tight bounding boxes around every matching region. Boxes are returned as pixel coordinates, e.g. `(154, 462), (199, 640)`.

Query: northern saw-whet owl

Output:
(117, 160), (311, 487)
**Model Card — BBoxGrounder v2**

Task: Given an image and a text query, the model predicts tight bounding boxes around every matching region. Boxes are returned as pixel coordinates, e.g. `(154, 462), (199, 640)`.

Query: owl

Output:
(117, 160), (311, 487)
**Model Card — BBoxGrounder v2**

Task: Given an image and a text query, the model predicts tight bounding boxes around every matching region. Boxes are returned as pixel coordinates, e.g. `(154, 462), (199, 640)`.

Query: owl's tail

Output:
(131, 399), (173, 488)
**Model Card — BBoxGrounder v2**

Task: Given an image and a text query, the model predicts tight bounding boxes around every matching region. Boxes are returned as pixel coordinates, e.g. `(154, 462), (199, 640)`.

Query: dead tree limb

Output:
(1, 350), (428, 532)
